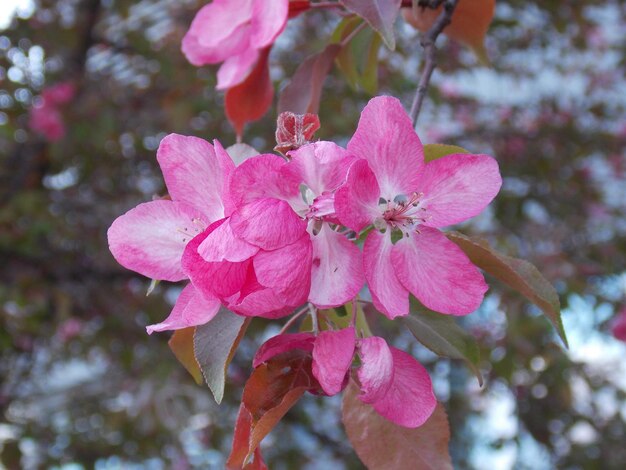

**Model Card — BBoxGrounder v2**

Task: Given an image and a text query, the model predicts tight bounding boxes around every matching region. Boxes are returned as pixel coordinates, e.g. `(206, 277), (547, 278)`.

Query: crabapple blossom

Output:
(29, 82), (75, 141)
(185, 141), (364, 317)
(254, 328), (437, 428)
(108, 134), (237, 333)
(335, 96), (502, 318)
(182, 0), (288, 90)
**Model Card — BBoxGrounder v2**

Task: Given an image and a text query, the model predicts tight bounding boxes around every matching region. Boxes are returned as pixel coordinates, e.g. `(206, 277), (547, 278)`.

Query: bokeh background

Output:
(1, 0), (625, 468)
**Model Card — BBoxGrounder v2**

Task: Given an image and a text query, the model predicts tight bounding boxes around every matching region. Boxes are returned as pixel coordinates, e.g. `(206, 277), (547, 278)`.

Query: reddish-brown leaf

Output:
(342, 381), (452, 470)
(167, 327), (203, 385)
(274, 112), (320, 154)
(227, 351), (317, 468)
(288, 0), (311, 18)
(340, 0), (402, 50)
(278, 44), (341, 115)
(402, 0), (495, 63)
(225, 48), (273, 138)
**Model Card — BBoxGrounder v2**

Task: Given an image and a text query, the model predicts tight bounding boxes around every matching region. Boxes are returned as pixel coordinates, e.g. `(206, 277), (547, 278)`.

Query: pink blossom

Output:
(108, 134), (238, 333)
(182, 0), (288, 90)
(255, 328), (436, 428)
(41, 81), (75, 105)
(612, 309), (626, 342)
(29, 104), (66, 141)
(335, 96), (502, 318)
(185, 142), (364, 316)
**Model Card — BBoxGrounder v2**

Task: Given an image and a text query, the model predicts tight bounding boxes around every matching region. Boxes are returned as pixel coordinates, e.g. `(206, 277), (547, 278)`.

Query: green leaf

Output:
(332, 17), (381, 94)
(447, 231), (568, 347)
(402, 305), (483, 385)
(342, 382), (453, 470)
(423, 143), (469, 162)
(168, 327), (203, 385)
(193, 308), (250, 404)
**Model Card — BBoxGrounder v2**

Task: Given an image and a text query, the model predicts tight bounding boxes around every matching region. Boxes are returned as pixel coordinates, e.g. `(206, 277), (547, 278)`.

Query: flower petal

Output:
(228, 154), (299, 209)
(392, 226), (488, 315)
(251, 0), (289, 47)
(368, 346), (436, 428)
(157, 134), (234, 222)
(347, 96), (424, 200)
(253, 332), (315, 367)
(216, 48), (260, 90)
(182, 221), (251, 299)
(181, 0), (252, 65)
(418, 153), (502, 228)
(363, 231), (409, 319)
(357, 337), (394, 404)
(251, 233), (312, 314)
(146, 283), (221, 334)
(334, 159), (381, 233)
(309, 224), (365, 308)
(230, 198), (307, 250)
(284, 141), (357, 196)
(108, 200), (200, 281)
(312, 327), (355, 395)
(197, 218), (259, 262)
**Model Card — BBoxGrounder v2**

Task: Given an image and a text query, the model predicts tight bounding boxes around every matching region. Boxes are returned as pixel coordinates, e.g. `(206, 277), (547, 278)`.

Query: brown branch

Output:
(409, 0), (459, 127)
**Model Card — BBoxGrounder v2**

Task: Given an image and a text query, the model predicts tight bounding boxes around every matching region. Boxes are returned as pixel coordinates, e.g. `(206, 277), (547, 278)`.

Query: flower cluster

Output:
(108, 96), (502, 427)
(29, 81), (75, 142)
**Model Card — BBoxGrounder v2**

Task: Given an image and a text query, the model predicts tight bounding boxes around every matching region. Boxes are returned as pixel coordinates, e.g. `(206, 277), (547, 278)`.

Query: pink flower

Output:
(29, 82), (76, 142)
(182, 0), (288, 90)
(612, 308), (626, 342)
(29, 104), (66, 141)
(186, 142), (364, 317)
(254, 328), (436, 428)
(108, 134), (237, 333)
(41, 81), (75, 105)
(335, 96), (502, 318)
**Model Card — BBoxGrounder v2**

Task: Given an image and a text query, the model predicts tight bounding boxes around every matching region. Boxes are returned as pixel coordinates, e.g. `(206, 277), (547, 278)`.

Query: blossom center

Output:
(377, 192), (427, 234)
(176, 217), (207, 243)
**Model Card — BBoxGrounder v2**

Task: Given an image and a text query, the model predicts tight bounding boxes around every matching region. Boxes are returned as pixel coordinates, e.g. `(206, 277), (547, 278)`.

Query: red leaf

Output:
(277, 44), (341, 115)
(274, 112), (321, 154)
(342, 381), (452, 470)
(340, 0), (402, 50)
(227, 351), (318, 468)
(288, 0), (311, 18)
(225, 48), (273, 138)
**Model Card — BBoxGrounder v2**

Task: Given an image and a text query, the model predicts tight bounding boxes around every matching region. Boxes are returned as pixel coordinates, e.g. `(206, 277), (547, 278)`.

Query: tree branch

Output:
(409, 0), (459, 127)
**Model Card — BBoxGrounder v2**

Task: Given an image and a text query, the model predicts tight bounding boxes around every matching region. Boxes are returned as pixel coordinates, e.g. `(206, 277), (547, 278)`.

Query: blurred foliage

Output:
(0, 0), (625, 468)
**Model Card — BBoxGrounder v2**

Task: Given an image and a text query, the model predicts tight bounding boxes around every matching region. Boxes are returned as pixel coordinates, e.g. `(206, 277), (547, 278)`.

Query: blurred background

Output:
(0, 0), (625, 468)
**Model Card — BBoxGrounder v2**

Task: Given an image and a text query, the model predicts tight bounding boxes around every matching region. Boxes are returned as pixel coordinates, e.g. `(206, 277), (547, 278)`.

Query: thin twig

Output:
(279, 305), (310, 334)
(409, 0), (460, 127)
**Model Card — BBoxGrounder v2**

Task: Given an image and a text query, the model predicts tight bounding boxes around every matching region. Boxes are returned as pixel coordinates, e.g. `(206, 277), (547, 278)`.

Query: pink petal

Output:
(157, 134), (234, 222)
(312, 327), (356, 395)
(108, 200), (201, 281)
(253, 234), (312, 290)
(225, 142), (259, 166)
(391, 226), (488, 315)
(251, 0), (289, 47)
(182, 221), (251, 299)
(417, 153), (502, 228)
(368, 346), (436, 428)
(253, 332), (315, 367)
(309, 224), (365, 308)
(363, 231), (410, 319)
(197, 218), (259, 262)
(334, 159), (381, 233)
(146, 283), (221, 334)
(227, 286), (294, 319)
(230, 198), (307, 250)
(228, 154), (299, 210)
(284, 141), (357, 196)
(181, 0), (252, 66)
(216, 48), (260, 90)
(357, 337), (394, 404)
(347, 96), (424, 200)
